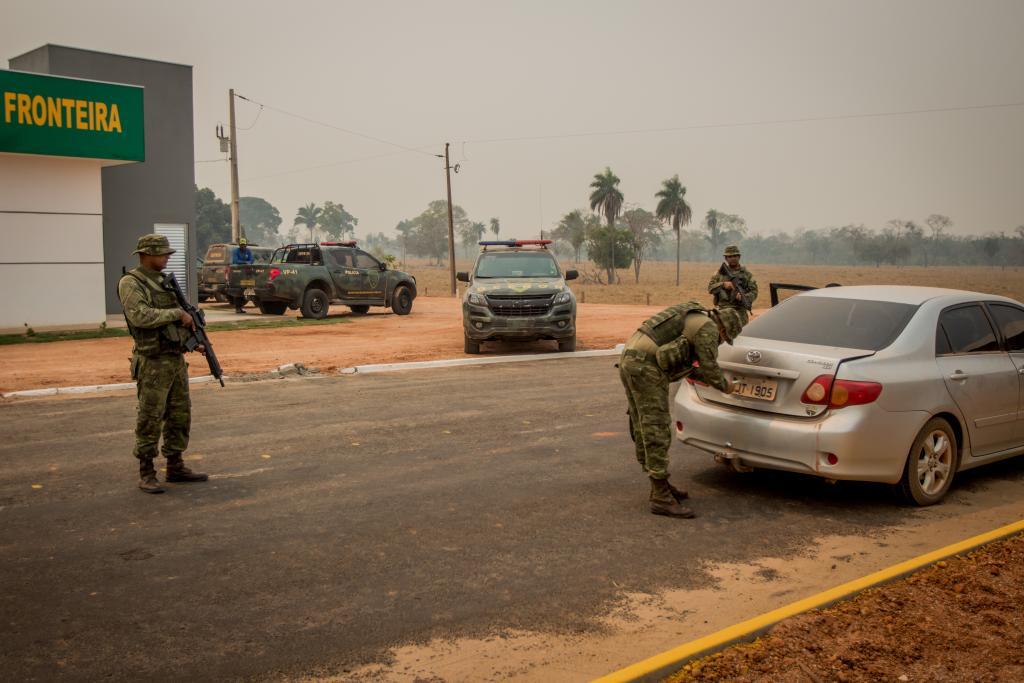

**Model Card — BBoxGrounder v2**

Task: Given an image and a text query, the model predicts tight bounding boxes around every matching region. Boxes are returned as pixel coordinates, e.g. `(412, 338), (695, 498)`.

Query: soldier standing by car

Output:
(231, 237), (255, 313)
(619, 304), (742, 518)
(708, 245), (758, 327)
(118, 234), (209, 494)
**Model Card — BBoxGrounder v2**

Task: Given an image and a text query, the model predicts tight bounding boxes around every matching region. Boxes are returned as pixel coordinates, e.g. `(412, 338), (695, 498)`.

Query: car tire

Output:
(464, 335), (481, 354)
(392, 286), (413, 315)
(258, 301), (288, 316)
(898, 417), (958, 506)
(349, 305), (370, 315)
(300, 289), (329, 320)
(557, 335), (576, 352)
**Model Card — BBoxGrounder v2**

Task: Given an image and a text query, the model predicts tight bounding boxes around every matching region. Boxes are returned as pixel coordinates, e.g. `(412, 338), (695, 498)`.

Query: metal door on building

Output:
(154, 223), (188, 297)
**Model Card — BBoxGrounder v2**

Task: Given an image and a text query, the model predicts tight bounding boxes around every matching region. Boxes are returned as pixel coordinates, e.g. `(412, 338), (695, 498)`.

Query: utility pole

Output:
(444, 142), (457, 297)
(228, 89), (241, 243)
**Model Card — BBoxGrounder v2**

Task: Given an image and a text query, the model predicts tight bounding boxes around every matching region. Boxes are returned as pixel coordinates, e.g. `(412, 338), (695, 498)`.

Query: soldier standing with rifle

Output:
(619, 303), (742, 518)
(708, 245), (758, 327)
(118, 234), (210, 494)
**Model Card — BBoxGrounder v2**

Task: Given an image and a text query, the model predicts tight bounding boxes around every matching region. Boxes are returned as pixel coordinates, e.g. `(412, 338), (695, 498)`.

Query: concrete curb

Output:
(593, 517), (1024, 683)
(2, 374), (222, 399)
(340, 345), (625, 375)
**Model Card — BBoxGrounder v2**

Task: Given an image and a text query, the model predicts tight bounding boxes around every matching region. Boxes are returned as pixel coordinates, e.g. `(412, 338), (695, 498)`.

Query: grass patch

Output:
(0, 328), (130, 345)
(0, 316), (349, 346)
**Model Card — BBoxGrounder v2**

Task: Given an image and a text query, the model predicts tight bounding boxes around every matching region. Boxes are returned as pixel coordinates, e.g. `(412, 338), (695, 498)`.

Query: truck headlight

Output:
(554, 291), (573, 305)
(468, 292), (487, 306)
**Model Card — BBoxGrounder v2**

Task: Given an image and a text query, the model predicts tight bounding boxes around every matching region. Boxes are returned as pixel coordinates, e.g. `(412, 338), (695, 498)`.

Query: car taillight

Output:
(801, 374), (882, 409)
(268, 267), (282, 282)
(225, 266), (231, 276)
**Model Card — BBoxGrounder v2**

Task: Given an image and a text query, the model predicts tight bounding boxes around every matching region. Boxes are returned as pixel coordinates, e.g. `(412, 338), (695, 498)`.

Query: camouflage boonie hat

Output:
(714, 307), (743, 344)
(133, 233), (175, 256)
(723, 245), (741, 257)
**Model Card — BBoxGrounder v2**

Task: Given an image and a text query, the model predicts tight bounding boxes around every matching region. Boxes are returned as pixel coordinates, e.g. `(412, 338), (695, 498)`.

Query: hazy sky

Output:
(5, 0), (1023, 239)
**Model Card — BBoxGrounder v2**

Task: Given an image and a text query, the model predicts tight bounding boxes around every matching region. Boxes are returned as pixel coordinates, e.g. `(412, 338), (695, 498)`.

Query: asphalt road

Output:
(2, 357), (1023, 681)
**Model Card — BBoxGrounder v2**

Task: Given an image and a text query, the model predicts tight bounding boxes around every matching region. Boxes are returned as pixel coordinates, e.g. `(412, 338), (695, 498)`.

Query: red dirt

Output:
(0, 297), (661, 393)
(668, 533), (1024, 683)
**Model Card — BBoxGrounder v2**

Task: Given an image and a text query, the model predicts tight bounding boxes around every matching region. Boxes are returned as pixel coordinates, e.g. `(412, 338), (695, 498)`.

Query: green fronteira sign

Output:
(0, 69), (144, 162)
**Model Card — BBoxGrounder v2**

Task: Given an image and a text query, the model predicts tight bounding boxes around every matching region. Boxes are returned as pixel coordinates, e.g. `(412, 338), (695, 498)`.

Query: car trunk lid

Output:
(693, 338), (875, 417)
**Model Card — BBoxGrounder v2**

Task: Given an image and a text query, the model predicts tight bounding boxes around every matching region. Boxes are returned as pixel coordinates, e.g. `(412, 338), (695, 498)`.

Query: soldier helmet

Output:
(239, 237), (248, 246)
(723, 245), (741, 257)
(712, 307), (743, 345)
(132, 233), (175, 256)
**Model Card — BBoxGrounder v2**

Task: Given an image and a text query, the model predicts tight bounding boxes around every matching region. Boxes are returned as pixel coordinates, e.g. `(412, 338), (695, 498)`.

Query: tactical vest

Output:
(120, 269), (186, 357)
(638, 302), (709, 347)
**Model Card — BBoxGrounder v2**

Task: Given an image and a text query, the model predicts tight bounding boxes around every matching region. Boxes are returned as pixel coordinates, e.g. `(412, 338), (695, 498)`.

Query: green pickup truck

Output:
(227, 241), (417, 318)
(199, 243), (273, 303)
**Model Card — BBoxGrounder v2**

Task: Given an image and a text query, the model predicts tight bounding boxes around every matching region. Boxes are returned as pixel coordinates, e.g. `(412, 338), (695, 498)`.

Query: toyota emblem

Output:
(746, 350), (762, 364)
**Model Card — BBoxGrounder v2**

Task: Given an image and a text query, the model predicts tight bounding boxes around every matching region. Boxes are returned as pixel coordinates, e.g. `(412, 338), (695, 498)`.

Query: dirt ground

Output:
(410, 259), (1024, 308)
(0, 297), (659, 393)
(668, 533), (1024, 683)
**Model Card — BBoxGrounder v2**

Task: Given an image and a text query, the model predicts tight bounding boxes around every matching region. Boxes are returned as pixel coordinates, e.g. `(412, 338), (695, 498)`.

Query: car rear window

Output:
(743, 295), (918, 350)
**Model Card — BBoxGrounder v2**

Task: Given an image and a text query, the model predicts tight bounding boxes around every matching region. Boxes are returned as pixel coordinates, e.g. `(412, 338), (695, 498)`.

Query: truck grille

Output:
(485, 293), (554, 317)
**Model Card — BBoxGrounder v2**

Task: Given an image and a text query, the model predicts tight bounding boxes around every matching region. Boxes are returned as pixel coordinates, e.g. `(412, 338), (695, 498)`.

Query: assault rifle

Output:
(718, 263), (753, 312)
(165, 273), (225, 387)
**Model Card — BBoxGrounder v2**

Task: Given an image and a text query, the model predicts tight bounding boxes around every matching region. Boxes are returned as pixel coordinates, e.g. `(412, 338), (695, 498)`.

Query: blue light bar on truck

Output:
(478, 239), (553, 248)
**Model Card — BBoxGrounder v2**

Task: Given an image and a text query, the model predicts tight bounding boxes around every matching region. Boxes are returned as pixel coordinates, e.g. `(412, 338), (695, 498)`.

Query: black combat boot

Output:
(138, 459), (165, 494)
(649, 477), (695, 518)
(666, 477), (689, 502)
(165, 454), (209, 483)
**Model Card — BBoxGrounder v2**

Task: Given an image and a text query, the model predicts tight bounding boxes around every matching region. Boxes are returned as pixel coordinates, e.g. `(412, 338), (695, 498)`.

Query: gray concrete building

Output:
(9, 44), (196, 311)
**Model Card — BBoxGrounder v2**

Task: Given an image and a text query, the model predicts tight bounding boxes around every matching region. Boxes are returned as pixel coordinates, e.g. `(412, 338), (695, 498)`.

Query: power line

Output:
(234, 92), (438, 157)
(242, 148), (429, 182)
(459, 100), (1024, 146)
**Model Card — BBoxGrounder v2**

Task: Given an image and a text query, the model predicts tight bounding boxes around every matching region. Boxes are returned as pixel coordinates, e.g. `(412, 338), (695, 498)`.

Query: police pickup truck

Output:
(227, 241), (417, 318)
(457, 239), (578, 353)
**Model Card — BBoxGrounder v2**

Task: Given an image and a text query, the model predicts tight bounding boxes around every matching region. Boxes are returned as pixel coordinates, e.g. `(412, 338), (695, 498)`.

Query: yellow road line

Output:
(594, 517), (1024, 683)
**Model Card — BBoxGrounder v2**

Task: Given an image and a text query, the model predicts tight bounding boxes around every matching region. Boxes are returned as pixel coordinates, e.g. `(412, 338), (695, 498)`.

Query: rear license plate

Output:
(244, 288), (255, 297)
(240, 279), (256, 286)
(732, 375), (778, 401)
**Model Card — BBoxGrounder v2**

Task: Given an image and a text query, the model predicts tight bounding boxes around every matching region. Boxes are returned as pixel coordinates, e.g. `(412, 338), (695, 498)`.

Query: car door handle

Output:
(948, 371), (970, 381)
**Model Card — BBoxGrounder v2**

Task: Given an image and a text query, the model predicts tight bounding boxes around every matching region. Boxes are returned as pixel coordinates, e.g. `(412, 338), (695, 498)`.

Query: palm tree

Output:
(552, 210), (588, 263)
(294, 203), (322, 243)
(655, 175), (693, 286)
(704, 209), (722, 258)
(489, 217), (500, 238)
(395, 219), (415, 268)
(589, 167), (624, 284)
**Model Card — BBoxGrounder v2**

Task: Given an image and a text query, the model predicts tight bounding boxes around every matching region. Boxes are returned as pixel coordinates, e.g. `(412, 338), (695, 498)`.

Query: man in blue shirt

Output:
(231, 237), (254, 313)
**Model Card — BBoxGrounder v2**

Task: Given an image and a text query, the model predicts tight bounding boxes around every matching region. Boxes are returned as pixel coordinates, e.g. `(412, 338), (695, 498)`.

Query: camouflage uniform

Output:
(708, 246), (758, 326)
(619, 302), (730, 480)
(119, 234), (206, 492)
(119, 267), (192, 462)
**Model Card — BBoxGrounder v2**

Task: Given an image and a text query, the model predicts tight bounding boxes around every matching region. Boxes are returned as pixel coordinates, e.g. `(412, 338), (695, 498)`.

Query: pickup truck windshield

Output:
(475, 252), (560, 278)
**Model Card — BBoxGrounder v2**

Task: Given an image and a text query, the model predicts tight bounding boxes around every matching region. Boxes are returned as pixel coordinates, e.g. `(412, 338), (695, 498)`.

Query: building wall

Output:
(10, 45), (196, 311)
(0, 153), (107, 331)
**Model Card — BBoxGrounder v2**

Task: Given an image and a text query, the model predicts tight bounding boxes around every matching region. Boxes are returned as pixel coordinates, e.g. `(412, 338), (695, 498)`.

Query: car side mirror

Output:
(564, 269), (578, 281)
(379, 262), (387, 271)
(456, 271), (470, 283)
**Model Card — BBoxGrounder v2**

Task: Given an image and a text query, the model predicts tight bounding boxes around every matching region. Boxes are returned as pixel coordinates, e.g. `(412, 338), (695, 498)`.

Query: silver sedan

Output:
(673, 285), (1024, 505)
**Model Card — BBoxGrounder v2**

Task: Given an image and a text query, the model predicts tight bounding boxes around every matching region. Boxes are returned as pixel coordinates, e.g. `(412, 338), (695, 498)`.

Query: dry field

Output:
(402, 258), (1020, 307)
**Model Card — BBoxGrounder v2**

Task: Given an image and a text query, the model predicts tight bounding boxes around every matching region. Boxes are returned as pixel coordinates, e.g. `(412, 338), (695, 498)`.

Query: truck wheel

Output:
(300, 289), (329, 320)
(258, 301), (288, 315)
(349, 305), (370, 315)
(558, 336), (576, 352)
(464, 335), (481, 354)
(392, 286), (413, 315)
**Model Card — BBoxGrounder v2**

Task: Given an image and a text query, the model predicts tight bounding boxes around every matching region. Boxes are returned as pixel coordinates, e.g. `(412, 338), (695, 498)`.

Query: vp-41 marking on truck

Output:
(227, 241), (416, 318)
